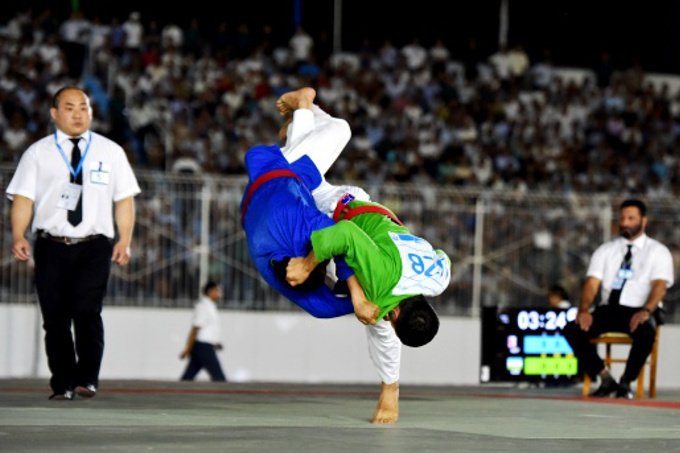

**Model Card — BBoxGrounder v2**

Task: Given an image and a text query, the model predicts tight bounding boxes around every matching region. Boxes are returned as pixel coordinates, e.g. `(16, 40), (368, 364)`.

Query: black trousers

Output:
(34, 236), (113, 393)
(181, 341), (226, 382)
(562, 305), (657, 382)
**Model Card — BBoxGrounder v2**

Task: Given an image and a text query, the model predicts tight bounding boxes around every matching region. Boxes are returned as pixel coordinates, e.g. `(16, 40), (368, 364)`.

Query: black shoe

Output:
(333, 280), (349, 298)
(616, 383), (634, 400)
(75, 384), (97, 398)
(591, 378), (618, 397)
(49, 390), (74, 400)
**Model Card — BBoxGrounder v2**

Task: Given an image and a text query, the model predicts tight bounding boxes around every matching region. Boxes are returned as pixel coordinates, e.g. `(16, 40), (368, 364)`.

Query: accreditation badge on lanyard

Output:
(90, 161), (111, 185)
(612, 267), (634, 290)
(57, 183), (82, 211)
(54, 131), (92, 211)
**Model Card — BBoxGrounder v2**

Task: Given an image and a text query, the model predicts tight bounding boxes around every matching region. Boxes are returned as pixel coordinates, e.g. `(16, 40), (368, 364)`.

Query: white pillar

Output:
(472, 198), (485, 317)
(198, 179), (212, 294)
(499, 0), (509, 49)
(333, 0), (343, 53)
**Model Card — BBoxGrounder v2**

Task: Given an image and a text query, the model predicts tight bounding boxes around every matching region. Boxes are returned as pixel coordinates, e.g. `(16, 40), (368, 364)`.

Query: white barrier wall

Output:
(0, 304), (479, 385)
(2, 304), (679, 388)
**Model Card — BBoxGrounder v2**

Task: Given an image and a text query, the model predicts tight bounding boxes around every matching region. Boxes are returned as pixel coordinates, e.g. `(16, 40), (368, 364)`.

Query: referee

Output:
(6, 86), (141, 400)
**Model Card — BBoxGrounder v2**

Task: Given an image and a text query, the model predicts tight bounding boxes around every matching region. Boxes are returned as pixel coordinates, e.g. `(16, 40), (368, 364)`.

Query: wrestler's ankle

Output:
(381, 381), (399, 391)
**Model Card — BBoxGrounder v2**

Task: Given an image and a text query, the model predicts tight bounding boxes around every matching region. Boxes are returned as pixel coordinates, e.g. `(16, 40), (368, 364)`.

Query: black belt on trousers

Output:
(37, 230), (105, 245)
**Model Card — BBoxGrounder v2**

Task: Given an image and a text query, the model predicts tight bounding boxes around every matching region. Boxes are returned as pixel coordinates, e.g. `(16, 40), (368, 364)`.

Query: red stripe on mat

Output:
(475, 392), (680, 409)
(2, 386), (679, 409)
(0, 387), (375, 397)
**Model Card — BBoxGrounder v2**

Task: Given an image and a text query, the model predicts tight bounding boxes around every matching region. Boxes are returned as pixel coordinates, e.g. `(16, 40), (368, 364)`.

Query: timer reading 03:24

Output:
(516, 307), (577, 331)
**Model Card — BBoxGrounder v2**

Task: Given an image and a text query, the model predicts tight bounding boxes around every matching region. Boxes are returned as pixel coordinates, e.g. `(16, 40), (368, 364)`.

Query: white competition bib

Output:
(389, 232), (451, 297)
(57, 182), (82, 211)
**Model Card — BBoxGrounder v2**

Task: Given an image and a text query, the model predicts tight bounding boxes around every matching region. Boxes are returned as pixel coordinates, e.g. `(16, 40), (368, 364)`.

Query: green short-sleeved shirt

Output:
(310, 200), (414, 319)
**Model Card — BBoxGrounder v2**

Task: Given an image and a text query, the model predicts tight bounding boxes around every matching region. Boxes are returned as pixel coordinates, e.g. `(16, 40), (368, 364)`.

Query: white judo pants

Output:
(281, 105), (401, 384)
(281, 106), (371, 216)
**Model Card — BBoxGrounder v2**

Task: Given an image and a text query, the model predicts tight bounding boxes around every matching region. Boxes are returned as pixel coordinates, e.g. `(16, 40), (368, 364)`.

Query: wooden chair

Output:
(581, 326), (660, 399)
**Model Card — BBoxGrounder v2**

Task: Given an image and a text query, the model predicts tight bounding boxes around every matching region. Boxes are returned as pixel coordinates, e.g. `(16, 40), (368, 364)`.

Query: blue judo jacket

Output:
(241, 144), (354, 318)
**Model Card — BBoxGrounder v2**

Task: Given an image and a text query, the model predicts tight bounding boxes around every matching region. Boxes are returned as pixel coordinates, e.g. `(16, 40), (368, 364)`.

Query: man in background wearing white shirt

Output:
(180, 281), (227, 382)
(563, 199), (673, 399)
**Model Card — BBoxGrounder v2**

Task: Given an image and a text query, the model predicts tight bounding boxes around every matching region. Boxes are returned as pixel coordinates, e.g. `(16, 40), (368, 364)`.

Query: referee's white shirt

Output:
(5, 129), (141, 239)
(192, 296), (221, 345)
(586, 234), (674, 308)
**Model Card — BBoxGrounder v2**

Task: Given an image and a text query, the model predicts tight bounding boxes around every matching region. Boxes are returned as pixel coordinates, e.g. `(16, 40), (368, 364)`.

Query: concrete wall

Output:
(1, 304), (678, 388)
(0, 304), (479, 385)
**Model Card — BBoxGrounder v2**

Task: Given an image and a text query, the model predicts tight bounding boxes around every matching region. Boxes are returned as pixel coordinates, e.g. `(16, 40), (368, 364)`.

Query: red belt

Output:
(332, 196), (404, 226)
(241, 169), (300, 226)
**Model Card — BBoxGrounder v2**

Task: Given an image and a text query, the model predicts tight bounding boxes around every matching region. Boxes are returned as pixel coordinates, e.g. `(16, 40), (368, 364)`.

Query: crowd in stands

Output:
(3, 8), (680, 318)
(3, 9), (680, 195)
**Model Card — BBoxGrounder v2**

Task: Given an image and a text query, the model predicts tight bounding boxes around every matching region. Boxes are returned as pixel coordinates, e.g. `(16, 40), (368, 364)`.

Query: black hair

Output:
(548, 284), (569, 301)
(52, 86), (87, 108)
(620, 199), (647, 217)
(270, 257), (329, 292)
(393, 295), (440, 347)
(202, 280), (219, 295)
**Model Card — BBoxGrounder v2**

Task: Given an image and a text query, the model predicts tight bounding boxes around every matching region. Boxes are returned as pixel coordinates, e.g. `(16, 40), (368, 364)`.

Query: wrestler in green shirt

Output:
(312, 201), (411, 319)
(287, 198), (451, 347)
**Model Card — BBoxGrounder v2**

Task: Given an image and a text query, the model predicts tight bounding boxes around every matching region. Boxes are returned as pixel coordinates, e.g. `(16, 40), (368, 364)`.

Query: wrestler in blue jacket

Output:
(240, 144), (354, 318)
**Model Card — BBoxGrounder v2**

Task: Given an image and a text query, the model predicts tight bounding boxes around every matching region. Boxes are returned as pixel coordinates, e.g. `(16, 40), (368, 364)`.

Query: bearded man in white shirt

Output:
(563, 199), (673, 399)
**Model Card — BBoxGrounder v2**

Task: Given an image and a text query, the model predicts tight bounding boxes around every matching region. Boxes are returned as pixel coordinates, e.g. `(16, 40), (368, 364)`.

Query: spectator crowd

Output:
(3, 8), (680, 322)
(2, 8), (680, 198)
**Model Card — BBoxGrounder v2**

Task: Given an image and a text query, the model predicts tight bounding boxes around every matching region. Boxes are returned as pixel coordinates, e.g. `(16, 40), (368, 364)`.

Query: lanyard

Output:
(54, 131), (92, 179)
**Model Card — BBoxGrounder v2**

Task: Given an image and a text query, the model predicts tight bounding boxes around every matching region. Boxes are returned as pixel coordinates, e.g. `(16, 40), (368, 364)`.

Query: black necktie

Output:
(68, 138), (83, 226)
(608, 244), (633, 306)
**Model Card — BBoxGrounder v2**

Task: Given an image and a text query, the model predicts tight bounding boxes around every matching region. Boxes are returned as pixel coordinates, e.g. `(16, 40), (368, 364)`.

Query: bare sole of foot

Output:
(276, 87), (317, 117)
(276, 99), (293, 119)
(371, 382), (399, 424)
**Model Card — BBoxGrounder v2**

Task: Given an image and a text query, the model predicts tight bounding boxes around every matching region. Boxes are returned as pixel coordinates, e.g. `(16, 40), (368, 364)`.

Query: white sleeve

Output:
(6, 146), (38, 201)
(365, 319), (401, 384)
(585, 244), (607, 281)
(652, 244), (674, 288)
(312, 181), (371, 217)
(192, 303), (209, 328)
(112, 145), (141, 201)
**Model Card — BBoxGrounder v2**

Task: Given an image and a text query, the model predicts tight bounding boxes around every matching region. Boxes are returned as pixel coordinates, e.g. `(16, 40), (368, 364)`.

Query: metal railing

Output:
(1, 165), (678, 322)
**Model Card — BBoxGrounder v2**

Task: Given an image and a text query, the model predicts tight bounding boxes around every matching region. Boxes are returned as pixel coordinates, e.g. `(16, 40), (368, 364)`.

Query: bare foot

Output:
(275, 98), (293, 119)
(276, 87), (316, 117)
(371, 382), (399, 424)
